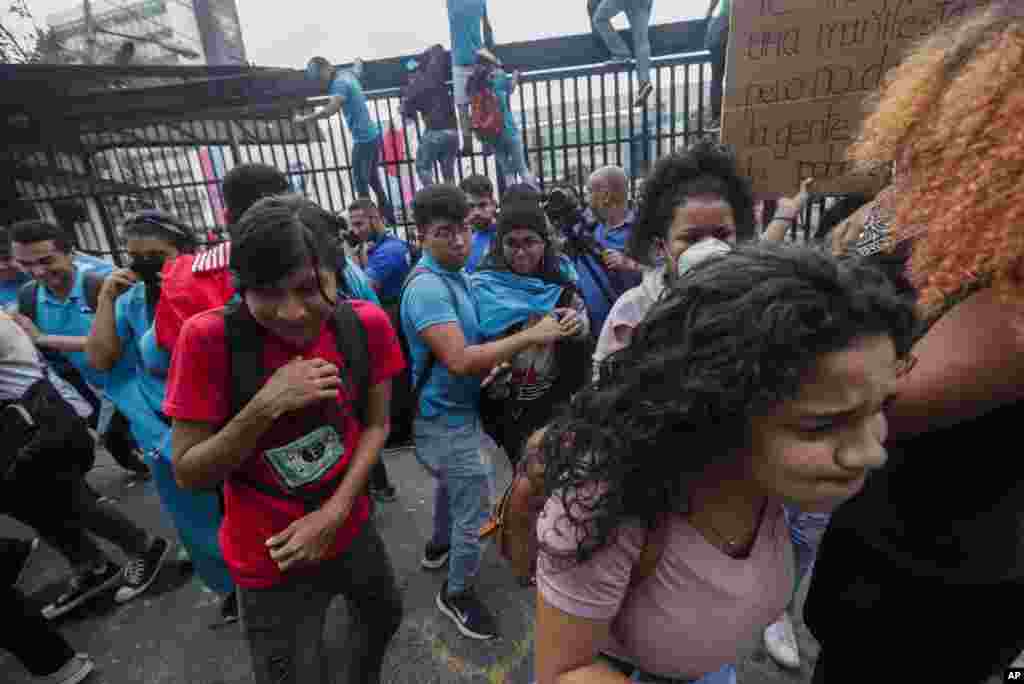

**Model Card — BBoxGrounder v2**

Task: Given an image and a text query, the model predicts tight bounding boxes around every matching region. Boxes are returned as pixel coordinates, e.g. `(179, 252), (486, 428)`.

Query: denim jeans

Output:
(414, 415), (488, 594)
(492, 133), (537, 189)
(416, 129), (459, 187)
(238, 520), (402, 684)
(351, 137), (396, 225)
(592, 0), (654, 84)
(783, 505), (831, 593)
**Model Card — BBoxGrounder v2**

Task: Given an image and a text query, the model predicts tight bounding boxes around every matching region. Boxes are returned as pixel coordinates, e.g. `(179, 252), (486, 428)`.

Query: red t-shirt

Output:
(163, 300), (405, 588)
(155, 247), (235, 351)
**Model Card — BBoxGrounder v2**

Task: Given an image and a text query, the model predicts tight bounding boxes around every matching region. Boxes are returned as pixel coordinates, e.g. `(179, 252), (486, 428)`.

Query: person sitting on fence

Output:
(447, 0), (494, 153)
(462, 175), (499, 273)
(534, 242), (915, 684)
(83, 210), (237, 623)
(298, 57), (398, 226)
(590, 0), (654, 108)
(401, 45), (460, 188)
(154, 163), (378, 354)
(166, 195), (405, 683)
(467, 51), (540, 191)
(472, 200), (591, 467)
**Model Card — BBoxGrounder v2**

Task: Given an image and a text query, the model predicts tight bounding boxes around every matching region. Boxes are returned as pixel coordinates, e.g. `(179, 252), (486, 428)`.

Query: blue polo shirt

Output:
(27, 266), (119, 390)
(490, 70), (519, 139)
(111, 282), (169, 454)
(447, 0), (486, 67)
(400, 252), (482, 424)
(0, 272), (30, 307)
(465, 224), (496, 273)
(575, 219), (641, 336)
(329, 71), (380, 145)
(365, 233), (413, 303)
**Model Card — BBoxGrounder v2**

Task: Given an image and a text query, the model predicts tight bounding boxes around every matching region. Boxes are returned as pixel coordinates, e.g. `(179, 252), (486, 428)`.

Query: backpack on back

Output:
(17, 270), (107, 324)
(467, 64), (504, 143)
(222, 297), (371, 511)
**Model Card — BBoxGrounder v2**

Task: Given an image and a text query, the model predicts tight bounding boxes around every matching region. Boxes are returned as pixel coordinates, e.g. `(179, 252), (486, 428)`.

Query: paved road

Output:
(3, 445), (1017, 683)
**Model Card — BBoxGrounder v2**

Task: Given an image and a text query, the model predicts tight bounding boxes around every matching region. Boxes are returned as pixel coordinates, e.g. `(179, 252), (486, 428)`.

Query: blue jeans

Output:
(416, 129), (459, 187)
(492, 132), (536, 188)
(784, 505), (831, 594)
(592, 0), (654, 84)
(414, 415), (488, 594)
(352, 137), (396, 224)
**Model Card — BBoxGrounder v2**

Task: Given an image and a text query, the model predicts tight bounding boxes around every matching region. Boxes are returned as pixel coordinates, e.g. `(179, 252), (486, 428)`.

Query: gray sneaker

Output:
(42, 564), (122, 620)
(114, 537), (170, 604)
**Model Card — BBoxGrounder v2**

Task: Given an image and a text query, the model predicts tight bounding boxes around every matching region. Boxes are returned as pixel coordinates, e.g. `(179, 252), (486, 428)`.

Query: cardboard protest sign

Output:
(721, 0), (991, 195)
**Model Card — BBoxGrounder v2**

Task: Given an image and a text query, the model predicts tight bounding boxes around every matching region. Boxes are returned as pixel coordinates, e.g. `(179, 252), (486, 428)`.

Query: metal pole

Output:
(83, 0), (97, 65)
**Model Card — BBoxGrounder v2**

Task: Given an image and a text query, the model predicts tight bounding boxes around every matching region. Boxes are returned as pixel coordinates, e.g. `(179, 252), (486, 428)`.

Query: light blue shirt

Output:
(447, 0), (487, 67)
(111, 282), (169, 455)
(342, 260), (381, 305)
(0, 272), (30, 307)
(465, 224), (496, 274)
(329, 71), (380, 145)
(366, 233), (413, 303)
(74, 253), (115, 276)
(491, 70), (520, 138)
(400, 252), (482, 424)
(574, 219), (641, 336)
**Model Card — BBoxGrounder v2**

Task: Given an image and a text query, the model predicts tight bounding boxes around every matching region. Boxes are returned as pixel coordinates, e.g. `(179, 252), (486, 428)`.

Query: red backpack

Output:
(467, 65), (504, 142)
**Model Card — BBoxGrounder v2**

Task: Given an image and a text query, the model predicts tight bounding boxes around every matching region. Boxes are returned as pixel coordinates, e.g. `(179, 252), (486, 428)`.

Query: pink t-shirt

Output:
(537, 495), (793, 679)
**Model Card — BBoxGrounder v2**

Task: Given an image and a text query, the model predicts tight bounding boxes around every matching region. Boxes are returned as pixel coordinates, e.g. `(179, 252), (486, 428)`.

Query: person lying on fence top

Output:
(534, 243), (916, 684)
(347, 199), (415, 309)
(83, 210), (237, 612)
(166, 195), (404, 683)
(299, 57), (397, 226)
(472, 200), (591, 466)
(401, 184), (580, 642)
(401, 44), (460, 188)
(461, 174), (499, 273)
(154, 163), (378, 353)
(569, 166), (641, 336)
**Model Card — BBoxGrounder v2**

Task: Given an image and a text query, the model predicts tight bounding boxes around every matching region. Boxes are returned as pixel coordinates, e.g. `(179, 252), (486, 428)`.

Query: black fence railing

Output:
(12, 46), (835, 262)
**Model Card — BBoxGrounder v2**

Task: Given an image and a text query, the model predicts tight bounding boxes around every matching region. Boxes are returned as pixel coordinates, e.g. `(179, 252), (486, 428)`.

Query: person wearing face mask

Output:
(84, 211), (237, 621)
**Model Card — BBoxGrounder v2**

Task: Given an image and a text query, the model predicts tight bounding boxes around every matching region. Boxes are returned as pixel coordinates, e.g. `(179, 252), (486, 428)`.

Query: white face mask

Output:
(676, 237), (731, 276)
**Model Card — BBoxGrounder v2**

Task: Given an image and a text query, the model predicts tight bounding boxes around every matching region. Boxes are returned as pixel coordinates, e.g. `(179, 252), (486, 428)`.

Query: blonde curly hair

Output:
(848, 2), (1024, 313)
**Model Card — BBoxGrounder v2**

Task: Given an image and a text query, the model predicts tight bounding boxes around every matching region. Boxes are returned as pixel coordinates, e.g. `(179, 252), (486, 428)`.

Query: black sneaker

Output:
(7, 537), (39, 587)
(436, 581), (498, 640)
(42, 563), (123, 619)
(420, 542), (451, 570)
(370, 484), (398, 503)
(114, 537), (170, 604)
(209, 591), (239, 630)
(633, 80), (653, 108)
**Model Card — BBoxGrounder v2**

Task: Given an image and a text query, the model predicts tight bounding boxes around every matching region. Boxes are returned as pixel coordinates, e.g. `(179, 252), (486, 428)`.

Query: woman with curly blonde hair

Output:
(804, 3), (1024, 682)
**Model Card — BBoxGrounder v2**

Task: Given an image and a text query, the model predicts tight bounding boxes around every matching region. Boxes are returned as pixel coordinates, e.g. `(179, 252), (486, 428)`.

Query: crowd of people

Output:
(5, 2), (1024, 683)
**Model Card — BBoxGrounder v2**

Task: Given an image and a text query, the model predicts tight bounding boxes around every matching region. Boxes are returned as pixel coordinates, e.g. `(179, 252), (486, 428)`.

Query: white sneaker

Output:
(763, 613), (800, 669)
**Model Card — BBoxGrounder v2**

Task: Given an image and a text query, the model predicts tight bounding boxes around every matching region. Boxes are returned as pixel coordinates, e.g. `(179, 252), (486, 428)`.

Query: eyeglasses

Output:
(429, 224), (472, 242)
(503, 237), (544, 253)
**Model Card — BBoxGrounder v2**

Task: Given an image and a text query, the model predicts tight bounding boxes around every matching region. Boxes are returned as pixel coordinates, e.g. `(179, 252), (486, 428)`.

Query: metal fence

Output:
(12, 49), (832, 262)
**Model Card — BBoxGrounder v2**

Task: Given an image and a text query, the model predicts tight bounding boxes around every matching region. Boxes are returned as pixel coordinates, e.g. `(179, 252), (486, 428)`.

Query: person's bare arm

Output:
(295, 95), (344, 125)
(885, 288), (1024, 440)
(11, 313), (87, 353)
(266, 379), (392, 571)
(86, 269), (137, 371)
(420, 313), (580, 377)
(762, 178), (814, 243)
(173, 357), (342, 490)
(536, 595), (629, 684)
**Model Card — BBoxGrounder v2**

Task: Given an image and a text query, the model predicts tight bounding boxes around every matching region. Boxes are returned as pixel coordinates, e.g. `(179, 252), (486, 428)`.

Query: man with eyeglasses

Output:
(400, 184), (578, 641)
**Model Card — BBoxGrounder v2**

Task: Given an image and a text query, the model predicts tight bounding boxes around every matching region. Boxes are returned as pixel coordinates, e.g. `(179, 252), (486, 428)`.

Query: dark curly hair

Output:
(626, 140), (755, 266)
(540, 243), (916, 563)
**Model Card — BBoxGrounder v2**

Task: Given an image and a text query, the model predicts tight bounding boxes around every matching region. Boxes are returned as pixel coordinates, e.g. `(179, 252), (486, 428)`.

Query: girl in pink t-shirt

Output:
(534, 243), (917, 683)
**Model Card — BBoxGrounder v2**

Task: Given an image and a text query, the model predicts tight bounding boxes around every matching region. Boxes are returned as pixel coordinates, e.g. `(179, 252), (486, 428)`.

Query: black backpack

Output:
(17, 270), (107, 323)
(222, 297), (371, 511)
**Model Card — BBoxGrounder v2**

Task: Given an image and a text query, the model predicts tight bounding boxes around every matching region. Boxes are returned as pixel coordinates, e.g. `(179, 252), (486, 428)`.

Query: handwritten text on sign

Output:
(722, 0), (991, 195)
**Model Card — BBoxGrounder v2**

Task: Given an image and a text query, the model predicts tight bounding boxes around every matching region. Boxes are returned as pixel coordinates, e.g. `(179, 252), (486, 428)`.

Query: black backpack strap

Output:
(16, 281), (38, 323)
(223, 300), (268, 418)
(330, 299), (371, 427)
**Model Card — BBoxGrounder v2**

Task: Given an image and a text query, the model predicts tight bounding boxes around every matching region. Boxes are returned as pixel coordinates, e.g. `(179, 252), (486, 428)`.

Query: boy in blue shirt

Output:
(348, 199), (415, 308)
(401, 184), (579, 641)
(298, 57), (397, 226)
(460, 175), (499, 274)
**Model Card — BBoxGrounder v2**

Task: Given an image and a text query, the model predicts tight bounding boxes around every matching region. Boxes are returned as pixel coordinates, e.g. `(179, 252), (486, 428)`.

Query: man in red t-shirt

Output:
(165, 195), (404, 683)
